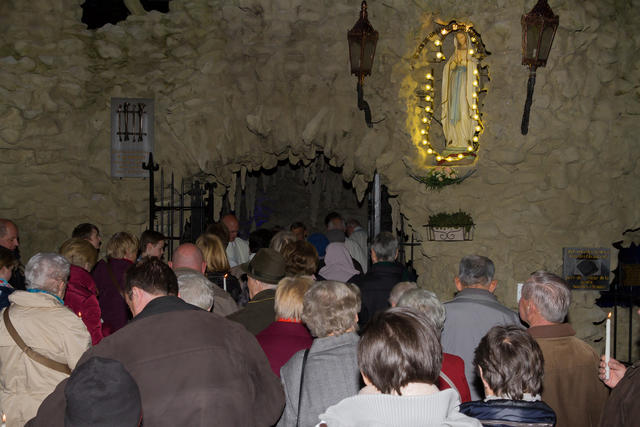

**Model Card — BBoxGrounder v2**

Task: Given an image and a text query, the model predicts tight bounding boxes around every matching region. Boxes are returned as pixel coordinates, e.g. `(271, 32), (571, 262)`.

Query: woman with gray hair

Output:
(278, 281), (361, 427)
(397, 288), (471, 402)
(0, 253), (91, 426)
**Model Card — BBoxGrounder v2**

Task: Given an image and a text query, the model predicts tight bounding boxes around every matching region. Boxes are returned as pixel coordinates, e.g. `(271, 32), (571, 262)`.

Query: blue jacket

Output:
(459, 399), (556, 427)
(0, 284), (15, 310)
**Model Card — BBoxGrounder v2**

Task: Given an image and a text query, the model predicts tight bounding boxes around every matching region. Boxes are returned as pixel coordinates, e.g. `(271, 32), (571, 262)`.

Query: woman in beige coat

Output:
(0, 253), (90, 426)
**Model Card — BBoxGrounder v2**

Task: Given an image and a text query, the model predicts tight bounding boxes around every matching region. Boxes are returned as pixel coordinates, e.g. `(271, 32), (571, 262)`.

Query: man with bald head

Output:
(222, 214), (250, 267)
(0, 219), (25, 290)
(169, 243), (238, 316)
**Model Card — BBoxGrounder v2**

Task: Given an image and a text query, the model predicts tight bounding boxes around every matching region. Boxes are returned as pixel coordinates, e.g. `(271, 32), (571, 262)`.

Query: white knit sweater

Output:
(317, 387), (482, 427)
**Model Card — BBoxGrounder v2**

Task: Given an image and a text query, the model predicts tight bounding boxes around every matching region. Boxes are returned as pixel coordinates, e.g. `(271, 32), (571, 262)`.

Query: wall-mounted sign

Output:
(563, 247), (611, 290)
(111, 97), (154, 178)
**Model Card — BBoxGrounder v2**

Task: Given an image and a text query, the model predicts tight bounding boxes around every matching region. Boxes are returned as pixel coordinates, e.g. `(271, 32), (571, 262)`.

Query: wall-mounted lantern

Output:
(347, 1), (378, 128)
(520, 0), (559, 135)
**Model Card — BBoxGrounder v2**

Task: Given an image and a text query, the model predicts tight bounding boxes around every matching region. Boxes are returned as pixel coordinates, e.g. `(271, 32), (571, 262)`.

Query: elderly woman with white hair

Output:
(397, 288), (471, 402)
(0, 253), (91, 426)
(278, 281), (361, 427)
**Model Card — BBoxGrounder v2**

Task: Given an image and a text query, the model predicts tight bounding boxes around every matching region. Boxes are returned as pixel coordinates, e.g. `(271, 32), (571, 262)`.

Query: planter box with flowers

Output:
(426, 211), (474, 241)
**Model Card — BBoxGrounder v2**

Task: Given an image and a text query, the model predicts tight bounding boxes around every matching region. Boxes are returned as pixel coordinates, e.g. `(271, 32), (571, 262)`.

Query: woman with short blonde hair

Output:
(257, 276), (314, 377)
(59, 238), (103, 345)
(59, 238), (98, 271)
(105, 232), (138, 261)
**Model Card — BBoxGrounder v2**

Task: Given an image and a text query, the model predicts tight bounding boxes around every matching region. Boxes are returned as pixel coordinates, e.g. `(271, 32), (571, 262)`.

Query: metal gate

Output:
(143, 153), (216, 259)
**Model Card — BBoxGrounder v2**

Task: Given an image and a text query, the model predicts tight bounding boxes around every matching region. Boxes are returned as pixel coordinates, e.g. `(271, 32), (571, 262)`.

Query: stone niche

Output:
(220, 155), (368, 236)
(1, 0), (639, 353)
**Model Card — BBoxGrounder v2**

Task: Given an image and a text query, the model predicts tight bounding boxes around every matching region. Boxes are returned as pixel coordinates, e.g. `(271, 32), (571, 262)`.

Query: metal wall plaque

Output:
(563, 247), (611, 290)
(111, 98), (154, 178)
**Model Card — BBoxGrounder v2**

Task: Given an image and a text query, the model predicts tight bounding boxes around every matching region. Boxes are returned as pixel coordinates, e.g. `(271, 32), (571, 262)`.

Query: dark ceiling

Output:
(81, 0), (171, 30)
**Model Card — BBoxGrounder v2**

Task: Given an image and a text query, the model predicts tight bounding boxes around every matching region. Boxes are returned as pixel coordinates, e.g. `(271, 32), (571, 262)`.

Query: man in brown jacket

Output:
(30, 257), (284, 426)
(520, 271), (608, 427)
(0, 253), (91, 427)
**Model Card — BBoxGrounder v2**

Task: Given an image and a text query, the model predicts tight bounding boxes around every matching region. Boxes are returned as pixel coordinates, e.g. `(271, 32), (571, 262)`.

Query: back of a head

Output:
(270, 230), (296, 253)
(59, 238), (98, 271)
(458, 255), (495, 287)
(371, 231), (398, 262)
(124, 257), (178, 298)
(388, 281), (418, 306)
(249, 228), (275, 254)
(522, 270), (571, 323)
(175, 270), (214, 311)
(324, 212), (344, 230)
(205, 222), (230, 248)
(25, 253), (70, 293)
(171, 243), (204, 272)
(64, 356), (141, 427)
(302, 280), (361, 338)
(195, 234), (229, 272)
(275, 275), (314, 321)
(71, 223), (98, 240)
(474, 325), (544, 400)
(106, 232), (139, 259)
(345, 218), (361, 229)
(359, 307), (442, 395)
(281, 240), (318, 276)
(396, 288), (446, 333)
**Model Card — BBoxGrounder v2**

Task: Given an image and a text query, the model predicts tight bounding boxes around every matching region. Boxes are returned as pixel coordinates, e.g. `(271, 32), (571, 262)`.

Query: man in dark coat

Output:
(29, 258), (284, 427)
(227, 248), (286, 334)
(0, 218), (25, 290)
(351, 231), (404, 327)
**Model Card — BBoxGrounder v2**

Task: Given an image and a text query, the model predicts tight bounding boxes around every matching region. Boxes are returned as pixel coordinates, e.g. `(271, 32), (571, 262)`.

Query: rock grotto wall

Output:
(1, 0), (639, 353)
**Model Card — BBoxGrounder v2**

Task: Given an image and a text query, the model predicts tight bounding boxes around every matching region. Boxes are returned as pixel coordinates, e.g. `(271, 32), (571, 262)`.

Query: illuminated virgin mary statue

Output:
(441, 32), (478, 154)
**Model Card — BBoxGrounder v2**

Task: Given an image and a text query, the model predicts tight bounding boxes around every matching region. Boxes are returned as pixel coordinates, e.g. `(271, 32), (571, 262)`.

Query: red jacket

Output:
(438, 352), (472, 403)
(64, 265), (104, 345)
(256, 320), (313, 377)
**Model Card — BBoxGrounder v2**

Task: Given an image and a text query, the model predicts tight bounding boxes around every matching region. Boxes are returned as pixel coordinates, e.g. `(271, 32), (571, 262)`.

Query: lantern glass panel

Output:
(538, 26), (555, 62)
(524, 20), (541, 60)
(361, 36), (377, 75)
(349, 36), (362, 75)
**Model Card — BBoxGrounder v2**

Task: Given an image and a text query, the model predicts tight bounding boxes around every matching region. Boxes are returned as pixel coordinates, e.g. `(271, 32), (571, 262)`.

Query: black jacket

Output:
(351, 261), (405, 327)
(459, 399), (556, 427)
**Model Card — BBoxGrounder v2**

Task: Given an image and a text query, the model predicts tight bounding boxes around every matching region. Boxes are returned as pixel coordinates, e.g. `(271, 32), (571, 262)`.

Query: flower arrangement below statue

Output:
(409, 166), (474, 190)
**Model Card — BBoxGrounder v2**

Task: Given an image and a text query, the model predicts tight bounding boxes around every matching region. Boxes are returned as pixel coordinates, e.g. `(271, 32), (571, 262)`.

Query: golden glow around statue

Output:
(411, 21), (489, 165)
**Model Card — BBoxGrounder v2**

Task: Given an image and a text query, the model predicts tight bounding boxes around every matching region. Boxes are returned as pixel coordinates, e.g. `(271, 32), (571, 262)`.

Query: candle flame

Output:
(2, 413), (6, 422)
(78, 312), (82, 318)
(607, 312), (612, 319)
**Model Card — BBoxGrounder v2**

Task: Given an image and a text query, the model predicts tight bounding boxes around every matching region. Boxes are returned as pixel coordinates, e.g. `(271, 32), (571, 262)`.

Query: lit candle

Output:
(605, 312), (611, 380)
(223, 274), (228, 292)
(2, 412), (6, 427)
(78, 312), (82, 319)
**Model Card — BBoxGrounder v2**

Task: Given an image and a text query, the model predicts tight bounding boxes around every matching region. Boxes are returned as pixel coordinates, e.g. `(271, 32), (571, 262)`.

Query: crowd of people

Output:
(0, 214), (636, 426)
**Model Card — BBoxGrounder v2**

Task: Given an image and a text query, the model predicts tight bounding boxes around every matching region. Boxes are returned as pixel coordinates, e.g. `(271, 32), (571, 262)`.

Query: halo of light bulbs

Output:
(412, 21), (489, 164)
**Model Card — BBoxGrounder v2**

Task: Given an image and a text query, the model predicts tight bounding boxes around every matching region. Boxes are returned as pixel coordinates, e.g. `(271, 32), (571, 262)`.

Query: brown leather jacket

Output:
(29, 296), (284, 426)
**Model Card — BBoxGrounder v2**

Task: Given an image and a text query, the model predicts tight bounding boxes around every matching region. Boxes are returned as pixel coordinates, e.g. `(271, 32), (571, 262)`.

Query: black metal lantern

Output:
(520, 0), (559, 135)
(347, 1), (378, 128)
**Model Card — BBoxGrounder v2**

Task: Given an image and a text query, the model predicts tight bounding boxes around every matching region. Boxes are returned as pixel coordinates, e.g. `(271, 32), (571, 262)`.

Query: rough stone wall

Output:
(1, 0), (639, 351)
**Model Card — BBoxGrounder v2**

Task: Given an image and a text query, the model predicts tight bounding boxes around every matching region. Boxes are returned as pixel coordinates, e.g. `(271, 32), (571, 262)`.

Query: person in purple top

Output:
(92, 232), (138, 335)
